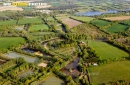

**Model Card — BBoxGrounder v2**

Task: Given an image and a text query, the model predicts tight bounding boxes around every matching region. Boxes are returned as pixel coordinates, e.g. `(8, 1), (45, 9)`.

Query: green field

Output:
(0, 20), (16, 25)
(88, 61), (130, 84)
(29, 24), (49, 32)
(122, 20), (130, 26)
(18, 17), (43, 24)
(71, 16), (94, 22)
(105, 24), (128, 33)
(91, 20), (111, 27)
(47, 17), (55, 21)
(0, 37), (26, 50)
(39, 75), (65, 85)
(87, 40), (129, 60)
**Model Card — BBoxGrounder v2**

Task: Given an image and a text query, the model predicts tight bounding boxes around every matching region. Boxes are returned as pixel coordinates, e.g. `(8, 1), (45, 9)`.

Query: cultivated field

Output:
(105, 24), (128, 33)
(91, 20), (111, 27)
(88, 61), (130, 84)
(0, 37), (26, 50)
(87, 40), (129, 60)
(71, 16), (94, 22)
(18, 17), (44, 25)
(61, 18), (82, 28)
(104, 16), (130, 21)
(29, 24), (49, 32)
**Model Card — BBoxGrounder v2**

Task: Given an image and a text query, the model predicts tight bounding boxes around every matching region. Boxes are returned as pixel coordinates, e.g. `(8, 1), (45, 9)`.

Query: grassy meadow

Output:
(29, 24), (49, 32)
(105, 24), (128, 33)
(18, 17), (43, 24)
(86, 40), (129, 60)
(88, 61), (130, 84)
(91, 20), (111, 27)
(0, 37), (26, 50)
(0, 20), (16, 25)
(71, 16), (94, 22)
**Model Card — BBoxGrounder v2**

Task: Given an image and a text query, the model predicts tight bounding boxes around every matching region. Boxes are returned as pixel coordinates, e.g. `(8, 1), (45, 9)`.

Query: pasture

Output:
(0, 37), (26, 50)
(104, 16), (130, 21)
(91, 19), (111, 27)
(18, 17), (44, 24)
(105, 24), (128, 33)
(29, 24), (49, 32)
(87, 40), (129, 60)
(71, 16), (94, 22)
(88, 61), (130, 84)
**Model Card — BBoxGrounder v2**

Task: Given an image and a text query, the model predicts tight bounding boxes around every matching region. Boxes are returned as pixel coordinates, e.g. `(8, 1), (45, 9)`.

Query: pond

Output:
(76, 10), (118, 16)
(60, 57), (80, 78)
(18, 70), (33, 79)
(39, 75), (65, 85)
(22, 48), (44, 56)
(4, 52), (38, 63)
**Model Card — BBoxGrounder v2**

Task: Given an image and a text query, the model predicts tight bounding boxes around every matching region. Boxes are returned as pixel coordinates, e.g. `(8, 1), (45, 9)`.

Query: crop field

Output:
(87, 40), (129, 60)
(18, 17), (44, 24)
(88, 61), (130, 84)
(104, 16), (130, 21)
(0, 37), (26, 50)
(29, 24), (49, 32)
(0, 20), (16, 25)
(71, 16), (94, 22)
(105, 24), (128, 33)
(91, 20), (111, 27)
(60, 18), (82, 28)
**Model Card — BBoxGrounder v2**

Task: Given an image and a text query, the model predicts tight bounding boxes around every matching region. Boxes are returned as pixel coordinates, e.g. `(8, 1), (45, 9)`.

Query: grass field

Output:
(0, 37), (26, 50)
(71, 16), (94, 22)
(18, 17), (43, 24)
(29, 24), (49, 32)
(0, 20), (16, 25)
(86, 40), (129, 60)
(47, 17), (55, 21)
(105, 24), (128, 33)
(88, 61), (130, 84)
(122, 20), (130, 26)
(91, 20), (111, 27)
